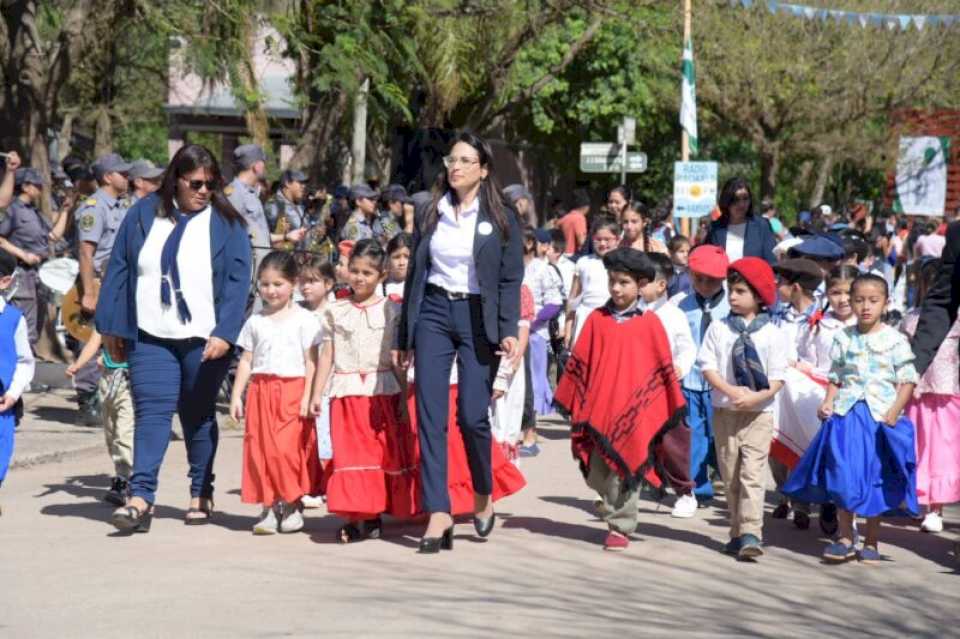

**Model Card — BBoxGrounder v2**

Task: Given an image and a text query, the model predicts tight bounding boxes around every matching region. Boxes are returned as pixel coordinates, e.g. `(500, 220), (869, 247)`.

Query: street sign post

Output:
(579, 143), (647, 174)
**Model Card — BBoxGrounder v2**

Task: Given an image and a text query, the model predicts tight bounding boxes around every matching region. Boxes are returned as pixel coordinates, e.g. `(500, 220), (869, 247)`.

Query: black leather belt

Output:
(426, 283), (477, 301)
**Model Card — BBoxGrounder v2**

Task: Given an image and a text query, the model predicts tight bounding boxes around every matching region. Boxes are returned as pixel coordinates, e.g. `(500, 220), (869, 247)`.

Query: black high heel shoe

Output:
(418, 527), (454, 554)
(473, 511), (496, 538)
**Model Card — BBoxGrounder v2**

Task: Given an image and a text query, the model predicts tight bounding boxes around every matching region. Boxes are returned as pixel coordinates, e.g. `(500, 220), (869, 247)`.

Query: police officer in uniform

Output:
(127, 159), (164, 207)
(74, 153), (132, 425)
(225, 145), (305, 275)
(340, 183), (400, 246)
(0, 168), (50, 346)
(265, 169), (307, 233)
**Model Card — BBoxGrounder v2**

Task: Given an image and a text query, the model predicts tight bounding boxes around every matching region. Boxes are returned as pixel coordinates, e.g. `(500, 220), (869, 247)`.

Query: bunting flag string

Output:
(729, 0), (960, 31)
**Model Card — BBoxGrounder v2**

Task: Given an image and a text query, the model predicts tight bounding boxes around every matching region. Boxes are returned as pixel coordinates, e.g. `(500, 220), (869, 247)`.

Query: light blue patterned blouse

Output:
(828, 324), (919, 420)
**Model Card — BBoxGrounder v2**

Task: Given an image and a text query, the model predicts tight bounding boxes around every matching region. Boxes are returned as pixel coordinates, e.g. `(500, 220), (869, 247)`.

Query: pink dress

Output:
(902, 310), (960, 506)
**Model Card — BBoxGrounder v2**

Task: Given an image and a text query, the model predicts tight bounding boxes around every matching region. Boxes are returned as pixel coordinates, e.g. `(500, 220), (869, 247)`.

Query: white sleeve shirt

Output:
(0, 298), (35, 400)
(650, 296), (697, 380)
(697, 318), (788, 412)
(426, 193), (481, 294)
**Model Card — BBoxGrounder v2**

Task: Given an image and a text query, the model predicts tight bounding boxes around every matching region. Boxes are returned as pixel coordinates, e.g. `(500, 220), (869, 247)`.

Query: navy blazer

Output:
(396, 193), (524, 350)
(95, 193), (253, 344)
(705, 214), (777, 265)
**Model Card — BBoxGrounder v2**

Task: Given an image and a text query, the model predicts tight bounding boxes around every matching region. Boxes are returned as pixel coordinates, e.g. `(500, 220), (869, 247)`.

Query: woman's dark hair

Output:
(851, 272), (889, 298)
(349, 237), (387, 272)
(386, 232), (413, 256)
(621, 202), (651, 249)
(424, 131), (509, 240)
(717, 177), (754, 222)
(911, 257), (940, 306)
(158, 144), (244, 225)
(300, 256), (335, 283)
(609, 185), (633, 205)
(825, 265), (859, 289)
(590, 214), (620, 238)
(668, 234), (690, 253)
(257, 250), (298, 283)
(522, 225), (536, 255)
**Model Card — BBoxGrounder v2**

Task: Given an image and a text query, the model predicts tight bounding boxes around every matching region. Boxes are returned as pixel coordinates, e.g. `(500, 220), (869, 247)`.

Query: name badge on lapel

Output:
(477, 221), (493, 236)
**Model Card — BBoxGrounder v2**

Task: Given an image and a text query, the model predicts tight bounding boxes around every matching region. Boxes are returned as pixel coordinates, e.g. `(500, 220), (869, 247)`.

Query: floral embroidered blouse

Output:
(901, 310), (960, 397)
(321, 297), (401, 398)
(828, 324), (919, 420)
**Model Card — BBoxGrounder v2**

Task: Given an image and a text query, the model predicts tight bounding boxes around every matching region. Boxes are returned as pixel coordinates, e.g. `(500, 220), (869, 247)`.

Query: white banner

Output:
(895, 136), (949, 217)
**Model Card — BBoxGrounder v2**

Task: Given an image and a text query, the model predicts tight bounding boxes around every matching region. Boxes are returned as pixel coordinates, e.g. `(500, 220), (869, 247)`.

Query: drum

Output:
(61, 279), (100, 343)
(38, 257), (79, 302)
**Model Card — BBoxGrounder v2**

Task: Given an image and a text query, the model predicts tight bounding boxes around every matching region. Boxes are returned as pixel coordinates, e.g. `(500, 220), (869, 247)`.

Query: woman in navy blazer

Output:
(394, 131), (524, 553)
(704, 177), (777, 265)
(96, 144), (251, 533)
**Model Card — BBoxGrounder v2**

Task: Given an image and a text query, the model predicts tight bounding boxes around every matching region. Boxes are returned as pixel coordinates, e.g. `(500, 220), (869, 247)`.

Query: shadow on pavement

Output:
(28, 405), (81, 426)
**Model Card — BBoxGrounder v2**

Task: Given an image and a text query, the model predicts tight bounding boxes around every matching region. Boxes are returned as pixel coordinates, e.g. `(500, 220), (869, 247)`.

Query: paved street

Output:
(1, 403), (958, 638)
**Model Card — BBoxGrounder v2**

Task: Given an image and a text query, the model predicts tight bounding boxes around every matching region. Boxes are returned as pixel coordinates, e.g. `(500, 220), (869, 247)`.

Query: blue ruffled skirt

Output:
(783, 400), (918, 517)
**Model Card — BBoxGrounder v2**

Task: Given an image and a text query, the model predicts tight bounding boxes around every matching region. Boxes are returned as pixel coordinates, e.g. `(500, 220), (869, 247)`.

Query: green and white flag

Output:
(894, 136), (950, 216)
(680, 38), (698, 156)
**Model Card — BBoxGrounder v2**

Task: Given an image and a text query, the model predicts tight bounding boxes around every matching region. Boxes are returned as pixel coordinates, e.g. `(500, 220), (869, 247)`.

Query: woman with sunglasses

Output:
(393, 131), (524, 553)
(704, 177), (777, 265)
(94, 144), (252, 533)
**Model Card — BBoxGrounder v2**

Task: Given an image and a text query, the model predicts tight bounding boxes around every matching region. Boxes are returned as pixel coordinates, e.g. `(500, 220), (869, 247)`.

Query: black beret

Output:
(602, 248), (655, 282)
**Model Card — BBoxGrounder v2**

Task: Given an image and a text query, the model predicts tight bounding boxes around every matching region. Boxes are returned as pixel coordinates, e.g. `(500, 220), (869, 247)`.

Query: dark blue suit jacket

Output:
(396, 192), (524, 350)
(705, 214), (777, 265)
(95, 193), (253, 344)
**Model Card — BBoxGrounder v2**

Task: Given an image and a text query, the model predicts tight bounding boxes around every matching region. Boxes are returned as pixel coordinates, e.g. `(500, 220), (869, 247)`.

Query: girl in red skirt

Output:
(311, 239), (414, 543)
(231, 251), (323, 535)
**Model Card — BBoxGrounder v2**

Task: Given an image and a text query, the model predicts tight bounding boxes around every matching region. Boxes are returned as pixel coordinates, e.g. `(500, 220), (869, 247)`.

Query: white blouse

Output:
(426, 193), (480, 294)
(136, 207), (216, 340)
(573, 255), (609, 310)
(236, 306), (320, 377)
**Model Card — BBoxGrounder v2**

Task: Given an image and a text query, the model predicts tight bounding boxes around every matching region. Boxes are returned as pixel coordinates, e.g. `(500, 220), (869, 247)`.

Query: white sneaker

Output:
(279, 503), (305, 533)
(300, 495), (324, 510)
(253, 506), (278, 535)
(671, 494), (698, 518)
(921, 511), (944, 533)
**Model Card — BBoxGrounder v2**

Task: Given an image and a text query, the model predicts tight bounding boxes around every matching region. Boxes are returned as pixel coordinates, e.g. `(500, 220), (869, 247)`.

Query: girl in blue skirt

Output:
(784, 273), (918, 564)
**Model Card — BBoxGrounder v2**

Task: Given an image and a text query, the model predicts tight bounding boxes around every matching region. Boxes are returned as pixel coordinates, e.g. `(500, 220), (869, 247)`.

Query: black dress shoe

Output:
(418, 527), (454, 554)
(473, 511), (496, 538)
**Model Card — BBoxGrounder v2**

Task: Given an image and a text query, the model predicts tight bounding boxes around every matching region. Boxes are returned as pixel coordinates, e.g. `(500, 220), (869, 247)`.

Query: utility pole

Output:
(350, 77), (370, 185)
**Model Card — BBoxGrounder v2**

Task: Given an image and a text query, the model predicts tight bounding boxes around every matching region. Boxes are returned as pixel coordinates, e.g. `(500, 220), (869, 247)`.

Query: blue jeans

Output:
(414, 289), (496, 514)
(128, 331), (230, 504)
(684, 387), (716, 499)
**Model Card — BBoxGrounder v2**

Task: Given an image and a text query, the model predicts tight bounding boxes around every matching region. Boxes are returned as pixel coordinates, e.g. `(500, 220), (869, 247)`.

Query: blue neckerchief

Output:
(160, 209), (201, 323)
(725, 313), (771, 391)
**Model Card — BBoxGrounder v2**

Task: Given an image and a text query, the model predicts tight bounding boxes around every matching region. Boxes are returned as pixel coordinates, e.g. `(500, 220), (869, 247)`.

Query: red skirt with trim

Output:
(241, 375), (322, 506)
(407, 385), (526, 514)
(325, 394), (419, 521)
(325, 387), (526, 520)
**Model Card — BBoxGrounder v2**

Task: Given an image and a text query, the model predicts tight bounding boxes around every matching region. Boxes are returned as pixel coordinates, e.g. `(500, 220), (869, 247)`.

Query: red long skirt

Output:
(325, 387), (526, 521)
(241, 375), (322, 505)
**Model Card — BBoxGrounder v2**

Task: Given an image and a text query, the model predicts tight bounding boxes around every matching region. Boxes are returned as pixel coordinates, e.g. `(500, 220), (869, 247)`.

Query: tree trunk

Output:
(808, 154), (834, 209)
(758, 144), (781, 200)
(94, 106), (113, 157)
(237, 15), (269, 148)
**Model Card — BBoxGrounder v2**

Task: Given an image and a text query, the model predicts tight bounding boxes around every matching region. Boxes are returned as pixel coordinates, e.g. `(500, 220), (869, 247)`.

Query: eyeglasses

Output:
(442, 155), (481, 169)
(181, 178), (217, 192)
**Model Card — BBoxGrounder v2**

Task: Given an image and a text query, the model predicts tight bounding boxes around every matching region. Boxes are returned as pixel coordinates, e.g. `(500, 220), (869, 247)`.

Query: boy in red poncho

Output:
(555, 248), (688, 551)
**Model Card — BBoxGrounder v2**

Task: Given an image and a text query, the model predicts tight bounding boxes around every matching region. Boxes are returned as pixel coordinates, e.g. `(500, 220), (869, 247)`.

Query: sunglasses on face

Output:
(181, 178), (217, 192)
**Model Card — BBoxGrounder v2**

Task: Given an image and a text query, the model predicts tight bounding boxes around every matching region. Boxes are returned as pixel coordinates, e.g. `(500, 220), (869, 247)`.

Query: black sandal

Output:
(111, 504), (153, 533)
(337, 523), (364, 544)
(364, 517), (383, 540)
(184, 498), (214, 526)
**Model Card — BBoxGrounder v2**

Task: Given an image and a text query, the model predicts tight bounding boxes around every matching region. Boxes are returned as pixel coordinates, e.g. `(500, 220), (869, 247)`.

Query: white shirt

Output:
(0, 298), (35, 399)
(525, 258), (564, 339)
(427, 193), (480, 294)
(573, 254), (609, 310)
(796, 312), (856, 378)
(237, 306), (320, 377)
(725, 223), (747, 261)
(554, 255), (575, 298)
(136, 207), (216, 340)
(697, 318), (788, 412)
(648, 296), (697, 380)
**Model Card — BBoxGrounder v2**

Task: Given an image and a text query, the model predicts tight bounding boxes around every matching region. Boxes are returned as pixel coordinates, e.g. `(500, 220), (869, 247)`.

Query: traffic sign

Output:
(579, 143), (647, 173)
(674, 161), (718, 217)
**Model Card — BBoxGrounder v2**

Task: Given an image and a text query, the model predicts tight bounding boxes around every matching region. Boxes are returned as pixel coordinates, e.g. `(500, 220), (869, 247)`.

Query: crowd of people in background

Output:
(0, 133), (957, 566)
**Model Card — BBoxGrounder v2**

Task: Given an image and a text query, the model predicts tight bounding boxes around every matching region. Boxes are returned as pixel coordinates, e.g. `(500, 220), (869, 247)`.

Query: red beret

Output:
(688, 245), (729, 279)
(728, 257), (777, 308)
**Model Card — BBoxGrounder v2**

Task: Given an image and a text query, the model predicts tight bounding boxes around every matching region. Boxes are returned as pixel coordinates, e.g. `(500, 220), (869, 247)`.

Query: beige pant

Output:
(713, 408), (773, 540)
(585, 450), (639, 535)
(99, 369), (134, 478)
